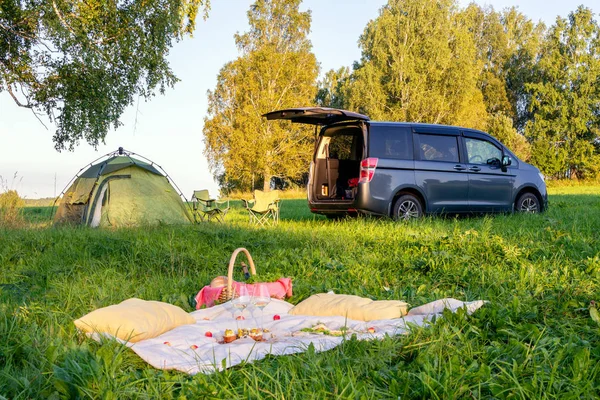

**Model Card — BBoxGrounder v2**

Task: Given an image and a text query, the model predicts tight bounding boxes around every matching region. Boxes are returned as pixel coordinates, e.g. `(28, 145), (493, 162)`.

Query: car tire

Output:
(393, 194), (423, 220)
(515, 192), (540, 213)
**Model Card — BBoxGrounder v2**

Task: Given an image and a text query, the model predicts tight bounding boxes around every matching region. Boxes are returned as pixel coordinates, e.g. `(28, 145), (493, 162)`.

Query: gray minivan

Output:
(264, 107), (547, 219)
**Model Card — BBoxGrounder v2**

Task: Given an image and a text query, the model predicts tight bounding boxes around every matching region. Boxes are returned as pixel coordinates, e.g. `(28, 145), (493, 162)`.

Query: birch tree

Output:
(346, 0), (487, 130)
(203, 0), (319, 191)
(525, 6), (600, 179)
(0, 0), (209, 150)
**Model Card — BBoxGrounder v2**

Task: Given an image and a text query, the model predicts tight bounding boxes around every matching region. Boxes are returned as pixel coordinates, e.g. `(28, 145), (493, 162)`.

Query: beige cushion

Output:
(74, 298), (195, 343)
(289, 293), (408, 321)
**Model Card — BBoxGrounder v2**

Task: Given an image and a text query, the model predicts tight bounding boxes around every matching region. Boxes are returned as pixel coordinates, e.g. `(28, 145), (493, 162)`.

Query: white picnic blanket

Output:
(94, 298), (485, 375)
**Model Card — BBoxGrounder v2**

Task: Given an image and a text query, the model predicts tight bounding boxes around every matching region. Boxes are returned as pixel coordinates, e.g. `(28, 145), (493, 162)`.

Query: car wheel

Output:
(393, 194), (423, 220)
(515, 193), (540, 213)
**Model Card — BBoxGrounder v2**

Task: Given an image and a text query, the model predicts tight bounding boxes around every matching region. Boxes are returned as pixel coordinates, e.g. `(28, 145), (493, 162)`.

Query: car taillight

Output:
(359, 157), (378, 183)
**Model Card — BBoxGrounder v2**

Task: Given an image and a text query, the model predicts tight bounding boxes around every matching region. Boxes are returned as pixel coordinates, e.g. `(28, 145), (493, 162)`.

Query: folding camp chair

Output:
(242, 190), (280, 226)
(191, 190), (230, 223)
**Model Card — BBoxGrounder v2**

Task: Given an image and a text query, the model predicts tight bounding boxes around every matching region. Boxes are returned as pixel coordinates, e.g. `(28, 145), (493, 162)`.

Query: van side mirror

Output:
(502, 156), (511, 166)
(487, 158), (501, 167)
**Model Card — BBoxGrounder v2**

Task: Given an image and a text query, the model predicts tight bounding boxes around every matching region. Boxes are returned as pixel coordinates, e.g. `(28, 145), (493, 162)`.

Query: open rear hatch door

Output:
(263, 107), (370, 125)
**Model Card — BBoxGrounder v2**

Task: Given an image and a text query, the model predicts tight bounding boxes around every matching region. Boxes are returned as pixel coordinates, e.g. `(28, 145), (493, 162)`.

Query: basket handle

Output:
(227, 248), (257, 296)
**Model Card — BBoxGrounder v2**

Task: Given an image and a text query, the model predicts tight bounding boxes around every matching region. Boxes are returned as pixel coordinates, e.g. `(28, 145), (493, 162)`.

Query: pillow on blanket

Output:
(289, 293), (408, 321)
(74, 298), (195, 343)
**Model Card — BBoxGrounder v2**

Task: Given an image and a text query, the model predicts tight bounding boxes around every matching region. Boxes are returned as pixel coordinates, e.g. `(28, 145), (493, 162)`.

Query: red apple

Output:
(163, 341), (171, 346)
(367, 327), (375, 333)
(205, 331), (213, 337)
(236, 315), (245, 320)
(273, 314), (281, 320)
(190, 344), (198, 350)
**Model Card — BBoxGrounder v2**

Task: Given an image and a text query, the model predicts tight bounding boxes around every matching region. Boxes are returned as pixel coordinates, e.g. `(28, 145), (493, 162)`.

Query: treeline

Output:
(204, 0), (600, 192)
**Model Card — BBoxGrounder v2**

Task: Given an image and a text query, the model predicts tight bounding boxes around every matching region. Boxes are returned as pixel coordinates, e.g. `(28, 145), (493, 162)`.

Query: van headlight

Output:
(538, 172), (545, 182)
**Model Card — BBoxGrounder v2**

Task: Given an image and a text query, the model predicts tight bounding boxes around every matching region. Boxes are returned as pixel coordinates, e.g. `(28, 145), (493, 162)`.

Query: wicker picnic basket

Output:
(217, 248), (257, 302)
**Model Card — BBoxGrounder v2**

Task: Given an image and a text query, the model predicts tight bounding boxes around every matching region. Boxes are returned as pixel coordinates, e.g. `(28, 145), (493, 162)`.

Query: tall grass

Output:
(0, 191), (24, 228)
(0, 174), (25, 228)
(1, 186), (599, 398)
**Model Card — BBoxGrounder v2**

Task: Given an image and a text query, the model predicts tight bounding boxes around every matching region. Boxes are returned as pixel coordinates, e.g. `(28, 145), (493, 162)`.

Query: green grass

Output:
(1, 187), (600, 399)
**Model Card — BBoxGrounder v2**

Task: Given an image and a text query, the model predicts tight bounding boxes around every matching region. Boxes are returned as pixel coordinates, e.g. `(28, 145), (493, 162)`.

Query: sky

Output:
(0, 0), (598, 199)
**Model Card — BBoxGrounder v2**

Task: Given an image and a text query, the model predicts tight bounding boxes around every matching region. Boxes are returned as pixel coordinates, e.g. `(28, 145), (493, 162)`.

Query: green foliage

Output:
(0, 0), (209, 150)
(500, 8), (546, 132)
(0, 190), (24, 228)
(340, 0), (547, 136)
(459, 4), (512, 117)
(315, 67), (350, 108)
(525, 6), (600, 179)
(346, 0), (488, 130)
(459, 5), (545, 129)
(245, 271), (286, 284)
(487, 113), (531, 161)
(0, 175), (25, 228)
(203, 0), (319, 192)
(2, 187), (600, 397)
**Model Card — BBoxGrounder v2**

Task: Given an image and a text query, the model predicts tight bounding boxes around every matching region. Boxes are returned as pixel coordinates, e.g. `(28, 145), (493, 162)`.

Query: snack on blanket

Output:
(249, 328), (263, 341)
(311, 323), (329, 334)
(300, 323), (351, 337)
(224, 329), (236, 343)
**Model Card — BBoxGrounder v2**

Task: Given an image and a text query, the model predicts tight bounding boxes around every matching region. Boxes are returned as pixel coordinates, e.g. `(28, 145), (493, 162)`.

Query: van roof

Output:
(325, 120), (489, 137)
(369, 121), (487, 135)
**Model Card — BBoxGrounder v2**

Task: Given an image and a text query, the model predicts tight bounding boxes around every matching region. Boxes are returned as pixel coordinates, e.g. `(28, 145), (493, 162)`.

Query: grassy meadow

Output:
(1, 186), (600, 399)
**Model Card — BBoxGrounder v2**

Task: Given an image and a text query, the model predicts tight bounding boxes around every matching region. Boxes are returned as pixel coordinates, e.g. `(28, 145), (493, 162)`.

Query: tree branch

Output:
(6, 85), (32, 108)
(52, 1), (77, 37)
(52, 0), (111, 63)
(0, 20), (37, 41)
(30, 108), (49, 130)
(6, 84), (48, 129)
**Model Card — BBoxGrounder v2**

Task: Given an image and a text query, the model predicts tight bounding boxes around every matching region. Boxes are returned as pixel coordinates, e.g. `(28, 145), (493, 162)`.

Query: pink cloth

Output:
(194, 278), (293, 309)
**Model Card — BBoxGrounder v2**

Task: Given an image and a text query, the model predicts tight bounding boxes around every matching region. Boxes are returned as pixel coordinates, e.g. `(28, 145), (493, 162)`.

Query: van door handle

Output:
(469, 166), (481, 172)
(453, 165), (466, 171)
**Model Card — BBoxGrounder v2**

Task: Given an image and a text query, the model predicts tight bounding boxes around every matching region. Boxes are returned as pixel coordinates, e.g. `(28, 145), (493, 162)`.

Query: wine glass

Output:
(252, 283), (271, 330)
(231, 283), (251, 330)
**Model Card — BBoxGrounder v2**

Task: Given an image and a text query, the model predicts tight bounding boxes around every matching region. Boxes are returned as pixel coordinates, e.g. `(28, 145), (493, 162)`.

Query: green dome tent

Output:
(54, 148), (193, 227)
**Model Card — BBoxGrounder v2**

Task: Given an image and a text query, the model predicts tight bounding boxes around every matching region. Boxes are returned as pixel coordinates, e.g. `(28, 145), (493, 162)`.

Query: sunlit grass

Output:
(1, 186), (599, 398)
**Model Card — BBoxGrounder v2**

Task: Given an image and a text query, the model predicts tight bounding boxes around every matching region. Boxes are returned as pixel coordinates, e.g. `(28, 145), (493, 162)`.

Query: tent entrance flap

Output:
(90, 184), (109, 227)
(86, 175), (131, 225)
(63, 177), (97, 204)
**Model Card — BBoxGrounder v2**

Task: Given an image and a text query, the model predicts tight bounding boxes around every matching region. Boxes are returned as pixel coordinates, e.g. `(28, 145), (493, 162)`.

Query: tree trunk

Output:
(263, 168), (271, 191)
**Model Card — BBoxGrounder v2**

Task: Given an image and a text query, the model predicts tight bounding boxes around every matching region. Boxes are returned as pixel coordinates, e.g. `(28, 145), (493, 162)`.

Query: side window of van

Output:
(418, 134), (459, 162)
(369, 126), (413, 160)
(465, 138), (502, 164)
